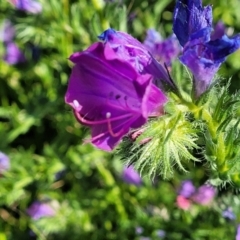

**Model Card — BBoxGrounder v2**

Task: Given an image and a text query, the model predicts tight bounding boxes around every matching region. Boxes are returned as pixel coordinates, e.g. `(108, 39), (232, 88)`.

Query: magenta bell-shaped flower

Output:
(65, 42), (167, 151)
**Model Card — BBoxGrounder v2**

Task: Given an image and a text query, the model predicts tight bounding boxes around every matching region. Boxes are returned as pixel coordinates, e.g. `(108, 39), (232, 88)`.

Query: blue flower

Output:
(173, 0), (212, 47)
(173, 0), (240, 97)
(222, 207), (236, 220)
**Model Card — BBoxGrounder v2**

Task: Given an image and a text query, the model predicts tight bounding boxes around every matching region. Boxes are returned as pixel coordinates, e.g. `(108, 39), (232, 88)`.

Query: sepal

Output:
(118, 109), (199, 179)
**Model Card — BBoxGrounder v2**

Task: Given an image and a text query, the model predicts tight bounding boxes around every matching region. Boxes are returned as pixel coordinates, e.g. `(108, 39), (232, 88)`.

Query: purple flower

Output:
(156, 229), (166, 238)
(222, 207), (236, 220)
(211, 21), (225, 41)
(122, 166), (142, 186)
(173, 0), (212, 47)
(9, 0), (42, 14)
(173, 0), (240, 97)
(0, 20), (15, 43)
(98, 28), (174, 88)
(0, 20), (25, 65)
(144, 29), (163, 50)
(144, 29), (181, 66)
(192, 184), (216, 205)
(177, 181), (216, 207)
(236, 225), (240, 240)
(26, 201), (55, 220)
(135, 226), (144, 234)
(65, 42), (167, 151)
(3, 42), (25, 65)
(178, 180), (196, 198)
(180, 34), (240, 97)
(0, 152), (10, 174)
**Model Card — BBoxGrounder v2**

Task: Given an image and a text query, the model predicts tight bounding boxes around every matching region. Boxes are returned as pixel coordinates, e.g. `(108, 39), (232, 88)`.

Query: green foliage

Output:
(1, 0), (240, 239)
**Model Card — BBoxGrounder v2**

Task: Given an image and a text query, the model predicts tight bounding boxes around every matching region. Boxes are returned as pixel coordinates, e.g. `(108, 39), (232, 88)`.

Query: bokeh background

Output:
(1, 0), (240, 239)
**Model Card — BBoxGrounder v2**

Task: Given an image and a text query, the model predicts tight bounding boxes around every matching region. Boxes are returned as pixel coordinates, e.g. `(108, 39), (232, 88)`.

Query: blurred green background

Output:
(1, 0), (240, 239)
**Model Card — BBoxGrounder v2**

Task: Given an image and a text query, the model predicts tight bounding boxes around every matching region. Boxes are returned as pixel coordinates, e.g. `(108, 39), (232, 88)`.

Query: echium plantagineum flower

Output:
(0, 20), (25, 65)
(173, 0), (240, 97)
(178, 180), (196, 198)
(122, 166), (142, 186)
(98, 28), (174, 88)
(176, 180), (216, 209)
(143, 29), (181, 66)
(222, 207), (236, 220)
(3, 42), (26, 65)
(26, 201), (55, 220)
(211, 21), (225, 41)
(65, 40), (167, 151)
(8, 0), (42, 14)
(0, 152), (10, 174)
(236, 225), (240, 240)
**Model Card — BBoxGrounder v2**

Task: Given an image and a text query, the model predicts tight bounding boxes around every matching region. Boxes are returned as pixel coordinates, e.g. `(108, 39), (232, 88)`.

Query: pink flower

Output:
(176, 195), (192, 210)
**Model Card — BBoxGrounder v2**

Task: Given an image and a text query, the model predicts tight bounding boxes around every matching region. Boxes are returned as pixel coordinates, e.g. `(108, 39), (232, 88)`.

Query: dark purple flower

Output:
(98, 28), (173, 87)
(26, 201), (55, 220)
(144, 29), (181, 66)
(0, 152), (10, 174)
(173, 0), (212, 47)
(0, 20), (15, 43)
(3, 42), (25, 65)
(222, 207), (236, 220)
(65, 42), (167, 151)
(192, 184), (216, 205)
(173, 0), (240, 97)
(178, 180), (196, 198)
(122, 166), (142, 186)
(9, 0), (42, 14)
(236, 225), (240, 240)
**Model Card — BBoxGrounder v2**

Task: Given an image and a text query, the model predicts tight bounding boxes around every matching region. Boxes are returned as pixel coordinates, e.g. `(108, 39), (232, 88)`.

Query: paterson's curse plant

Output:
(65, 0), (240, 187)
